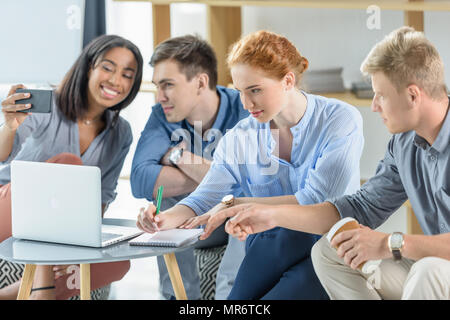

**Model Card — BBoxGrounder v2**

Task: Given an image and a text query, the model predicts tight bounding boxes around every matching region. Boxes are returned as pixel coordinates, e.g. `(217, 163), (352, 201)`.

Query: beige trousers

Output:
(311, 235), (450, 300)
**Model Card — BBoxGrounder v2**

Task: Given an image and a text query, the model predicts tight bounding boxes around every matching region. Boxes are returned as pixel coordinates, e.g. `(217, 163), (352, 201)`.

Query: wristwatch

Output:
(169, 147), (183, 166)
(388, 232), (404, 261)
(221, 194), (235, 207)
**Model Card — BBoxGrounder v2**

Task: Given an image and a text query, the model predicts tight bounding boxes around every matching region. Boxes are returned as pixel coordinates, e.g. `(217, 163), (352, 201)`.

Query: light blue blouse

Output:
(178, 92), (364, 213)
(0, 95), (132, 205)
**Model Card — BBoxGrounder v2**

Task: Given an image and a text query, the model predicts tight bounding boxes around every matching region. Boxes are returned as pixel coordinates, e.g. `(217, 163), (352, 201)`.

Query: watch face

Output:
(390, 233), (404, 250)
(222, 194), (233, 203)
(169, 148), (182, 163)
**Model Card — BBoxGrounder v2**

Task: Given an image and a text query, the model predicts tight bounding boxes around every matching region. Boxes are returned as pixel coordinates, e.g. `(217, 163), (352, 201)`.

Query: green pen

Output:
(155, 185), (164, 216)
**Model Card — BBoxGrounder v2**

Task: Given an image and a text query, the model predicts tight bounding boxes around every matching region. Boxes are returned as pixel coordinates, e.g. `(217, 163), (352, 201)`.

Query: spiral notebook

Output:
(128, 228), (204, 247)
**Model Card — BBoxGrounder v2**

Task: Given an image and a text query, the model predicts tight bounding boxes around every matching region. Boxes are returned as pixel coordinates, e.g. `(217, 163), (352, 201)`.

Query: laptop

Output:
(10, 160), (143, 248)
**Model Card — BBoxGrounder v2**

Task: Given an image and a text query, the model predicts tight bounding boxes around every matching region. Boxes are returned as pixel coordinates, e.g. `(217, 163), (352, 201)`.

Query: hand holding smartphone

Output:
(1, 84), (47, 132)
(15, 89), (53, 113)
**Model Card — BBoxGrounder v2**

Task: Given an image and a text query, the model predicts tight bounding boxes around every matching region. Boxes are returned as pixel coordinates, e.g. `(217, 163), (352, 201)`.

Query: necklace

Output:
(82, 116), (102, 126)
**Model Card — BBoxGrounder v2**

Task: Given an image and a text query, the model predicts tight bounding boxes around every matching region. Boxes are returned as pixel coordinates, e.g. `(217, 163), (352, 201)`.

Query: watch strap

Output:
(389, 232), (404, 262)
(392, 249), (402, 261)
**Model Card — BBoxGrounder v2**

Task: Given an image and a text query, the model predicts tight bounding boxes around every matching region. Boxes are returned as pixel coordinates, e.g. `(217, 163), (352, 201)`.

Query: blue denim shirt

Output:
(130, 85), (249, 207)
(179, 92), (364, 213)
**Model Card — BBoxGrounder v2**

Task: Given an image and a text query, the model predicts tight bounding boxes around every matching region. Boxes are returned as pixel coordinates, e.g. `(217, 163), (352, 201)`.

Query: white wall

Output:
(0, 0), (84, 84)
(171, 4), (207, 39)
(425, 11), (450, 83)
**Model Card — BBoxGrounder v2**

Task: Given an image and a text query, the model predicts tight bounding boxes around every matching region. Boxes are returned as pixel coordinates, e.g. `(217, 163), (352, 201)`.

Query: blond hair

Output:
(361, 26), (447, 99)
(227, 30), (309, 87)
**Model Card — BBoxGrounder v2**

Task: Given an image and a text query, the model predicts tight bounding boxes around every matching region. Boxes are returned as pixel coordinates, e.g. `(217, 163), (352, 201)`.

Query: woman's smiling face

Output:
(87, 46), (138, 110)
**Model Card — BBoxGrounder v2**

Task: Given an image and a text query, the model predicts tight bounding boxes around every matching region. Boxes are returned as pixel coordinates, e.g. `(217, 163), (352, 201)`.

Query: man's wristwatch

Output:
(388, 232), (404, 261)
(169, 147), (183, 166)
(221, 194), (235, 208)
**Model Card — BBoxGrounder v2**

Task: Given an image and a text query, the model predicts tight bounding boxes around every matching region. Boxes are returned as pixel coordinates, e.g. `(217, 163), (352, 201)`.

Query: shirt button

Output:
(430, 155), (436, 161)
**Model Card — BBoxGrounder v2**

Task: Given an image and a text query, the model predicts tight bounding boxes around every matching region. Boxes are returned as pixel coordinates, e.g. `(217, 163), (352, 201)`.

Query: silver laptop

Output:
(10, 160), (143, 248)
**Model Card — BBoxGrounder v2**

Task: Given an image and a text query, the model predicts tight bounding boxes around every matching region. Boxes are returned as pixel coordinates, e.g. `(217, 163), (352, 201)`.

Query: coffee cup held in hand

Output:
(326, 217), (381, 274)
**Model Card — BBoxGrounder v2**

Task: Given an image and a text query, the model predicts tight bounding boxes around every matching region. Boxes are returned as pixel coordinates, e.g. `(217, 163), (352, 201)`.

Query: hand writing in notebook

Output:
(136, 203), (196, 233)
(137, 204), (163, 233)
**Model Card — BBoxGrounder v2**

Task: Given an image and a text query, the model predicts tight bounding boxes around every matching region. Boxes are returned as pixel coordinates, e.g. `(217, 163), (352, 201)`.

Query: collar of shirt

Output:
(210, 86), (230, 130)
(413, 98), (450, 153)
(265, 91), (316, 157)
(184, 86), (229, 132)
(56, 96), (115, 131)
(430, 101), (450, 154)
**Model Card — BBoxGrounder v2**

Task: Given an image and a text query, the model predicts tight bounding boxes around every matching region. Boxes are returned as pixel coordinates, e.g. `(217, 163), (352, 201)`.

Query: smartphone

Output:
(15, 89), (53, 113)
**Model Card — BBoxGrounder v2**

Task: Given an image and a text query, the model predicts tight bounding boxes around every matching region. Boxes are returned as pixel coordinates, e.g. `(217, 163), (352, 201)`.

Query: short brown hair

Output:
(150, 35), (217, 89)
(361, 26), (447, 99)
(227, 30), (308, 87)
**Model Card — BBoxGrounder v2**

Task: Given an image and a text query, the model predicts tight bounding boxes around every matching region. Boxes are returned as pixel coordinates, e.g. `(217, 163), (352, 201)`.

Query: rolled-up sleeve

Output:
(329, 136), (408, 229)
(177, 136), (242, 215)
(130, 110), (170, 201)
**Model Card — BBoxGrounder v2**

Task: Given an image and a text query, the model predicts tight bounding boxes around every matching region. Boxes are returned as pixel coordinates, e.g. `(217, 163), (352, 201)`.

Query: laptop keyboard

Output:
(101, 232), (122, 242)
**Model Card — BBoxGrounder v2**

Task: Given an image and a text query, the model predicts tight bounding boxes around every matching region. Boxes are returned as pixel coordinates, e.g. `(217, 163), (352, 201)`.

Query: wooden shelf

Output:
(203, 0), (450, 11)
(321, 91), (372, 107)
(115, 0), (450, 11)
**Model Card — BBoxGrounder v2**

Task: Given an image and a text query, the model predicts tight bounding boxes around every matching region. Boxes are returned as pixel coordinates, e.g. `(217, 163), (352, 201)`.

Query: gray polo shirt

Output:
(330, 105), (450, 235)
(0, 97), (132, 205)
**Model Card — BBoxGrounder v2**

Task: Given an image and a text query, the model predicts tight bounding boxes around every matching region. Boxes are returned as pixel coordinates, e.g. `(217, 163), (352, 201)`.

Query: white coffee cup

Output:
(327, 217), (381, 274)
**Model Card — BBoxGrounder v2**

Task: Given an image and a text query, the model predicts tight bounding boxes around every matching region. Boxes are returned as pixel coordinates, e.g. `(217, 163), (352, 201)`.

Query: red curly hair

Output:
(227, 30), (308, 87)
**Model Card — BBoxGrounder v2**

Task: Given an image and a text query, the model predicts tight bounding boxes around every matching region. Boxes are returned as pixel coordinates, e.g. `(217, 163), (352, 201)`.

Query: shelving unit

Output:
(115, 0), (434, 234)
(116, 0), (449, 86)
(116, 0), (450, 11)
